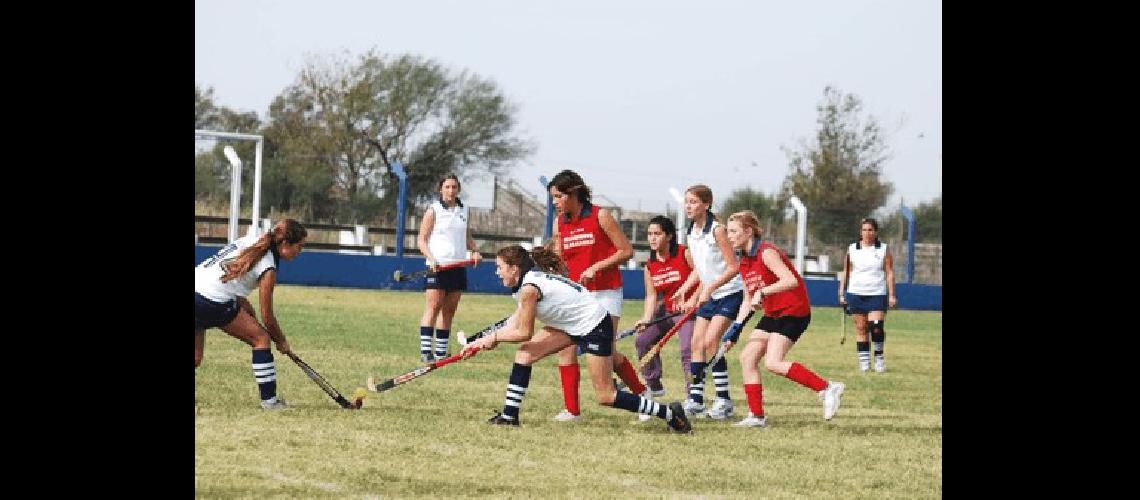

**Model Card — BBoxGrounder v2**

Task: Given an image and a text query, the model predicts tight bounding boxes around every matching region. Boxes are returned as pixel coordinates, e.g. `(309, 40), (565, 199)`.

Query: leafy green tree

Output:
(780, 86), (894, 245)
(718, 186), (785, 229)
(195, 84), (220, 129)
(881, 195), (941, 243)
(261, 50), (533, 224)
(194, 84), (264, 207)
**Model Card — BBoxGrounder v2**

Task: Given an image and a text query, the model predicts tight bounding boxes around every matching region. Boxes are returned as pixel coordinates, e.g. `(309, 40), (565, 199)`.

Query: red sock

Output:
(614, 357), (647, 396)
(744, 383), (765, 416)
(785, 362), (828, 392)
(559, 364), (581, 415)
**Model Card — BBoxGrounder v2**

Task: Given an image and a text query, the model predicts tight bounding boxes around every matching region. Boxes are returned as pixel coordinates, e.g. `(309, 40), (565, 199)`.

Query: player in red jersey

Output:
(720, 210), (846, 427)
(546, 169), (647, 422)
(633, 215), (699, 418)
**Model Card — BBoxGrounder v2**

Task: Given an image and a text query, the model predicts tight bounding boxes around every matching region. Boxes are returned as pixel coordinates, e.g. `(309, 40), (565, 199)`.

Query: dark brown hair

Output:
(497, 245), (568, 276)
(648, 215), (679, 259)
(221, 219), (307, 283)
(438, 174), (461, 192)
(547, 169), (592, 205)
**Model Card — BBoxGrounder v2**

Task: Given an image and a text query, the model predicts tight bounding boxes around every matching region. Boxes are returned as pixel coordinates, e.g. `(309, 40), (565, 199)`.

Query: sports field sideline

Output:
(195, 285), (942, 498)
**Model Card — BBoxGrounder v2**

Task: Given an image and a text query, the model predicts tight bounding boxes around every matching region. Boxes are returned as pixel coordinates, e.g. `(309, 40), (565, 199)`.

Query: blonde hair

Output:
(727, 210), (763, 237)
(221, 219), (308, 283)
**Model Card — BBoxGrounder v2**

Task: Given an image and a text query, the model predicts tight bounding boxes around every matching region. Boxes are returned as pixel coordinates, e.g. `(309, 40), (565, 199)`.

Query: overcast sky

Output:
(196, 0), (941, 215)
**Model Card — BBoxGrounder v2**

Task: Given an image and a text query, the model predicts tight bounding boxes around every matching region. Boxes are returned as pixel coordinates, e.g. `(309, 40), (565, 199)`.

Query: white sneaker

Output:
(648, 387), (666, 398)
(706, 398), (735, 420)
(455, 330), (468, 347)
(552, 409), (582, 422)
(734, 413), (768, 428)
(682, 398), (706, 417)
(820, 382), (845, 420)
(873, 357), (886, 373)
(260, 397), (289, 410)
(859, 359), (870, 372)
(637, 413), (653, 423)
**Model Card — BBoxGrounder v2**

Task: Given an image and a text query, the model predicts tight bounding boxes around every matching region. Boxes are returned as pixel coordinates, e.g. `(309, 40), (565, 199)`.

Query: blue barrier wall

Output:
(196, 245), (941, 311)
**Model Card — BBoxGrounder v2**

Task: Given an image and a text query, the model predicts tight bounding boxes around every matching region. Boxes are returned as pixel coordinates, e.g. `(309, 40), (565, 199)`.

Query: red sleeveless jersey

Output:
(559, 204), (623, 291)
(646, 244), (696, 312)
(738, 239), (810, 317)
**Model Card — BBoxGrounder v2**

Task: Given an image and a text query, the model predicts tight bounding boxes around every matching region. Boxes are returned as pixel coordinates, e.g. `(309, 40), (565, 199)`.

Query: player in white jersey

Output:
(671, 185), (746, 419)
(194, 219), (308, 409)
(416, 174), (483, 362)
(838, 218), (897, 372)
(461, 245), (691, 433)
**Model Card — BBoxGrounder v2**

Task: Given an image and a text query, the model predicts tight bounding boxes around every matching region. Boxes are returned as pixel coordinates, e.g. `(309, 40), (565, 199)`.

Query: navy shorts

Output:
(696, 290), (744, 320)
(845, 293), (888, 314)
(757, 314), (812, 342)
(425, 266), (467, 291)
(195, 292), (239, 330)
(575, 314), (615, 357)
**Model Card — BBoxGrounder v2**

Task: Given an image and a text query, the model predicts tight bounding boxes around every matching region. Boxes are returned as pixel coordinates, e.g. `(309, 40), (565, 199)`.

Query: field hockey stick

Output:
(393, 259), (477, 282)
(840, 304), (848, 345)
(456, 315), (514, 346)
(365, 348), (482, 393)
(699, 310), (757, 377)
(286, 351), (360, 409)
(617, 311), (683, 342)
(636, 309), (698, 370)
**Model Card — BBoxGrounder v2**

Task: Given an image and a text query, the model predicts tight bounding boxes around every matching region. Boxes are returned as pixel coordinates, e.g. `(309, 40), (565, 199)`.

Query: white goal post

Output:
(195, 129), (264, 242)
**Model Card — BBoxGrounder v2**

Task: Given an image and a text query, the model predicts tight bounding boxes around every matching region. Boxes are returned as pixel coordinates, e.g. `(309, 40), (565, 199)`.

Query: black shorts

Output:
(576, 314), (615, 357)
(424, 266), (467, 291)
(844, 293), (888, 314)
(195, 292), (239, 330)
(757, 314), (812, 342)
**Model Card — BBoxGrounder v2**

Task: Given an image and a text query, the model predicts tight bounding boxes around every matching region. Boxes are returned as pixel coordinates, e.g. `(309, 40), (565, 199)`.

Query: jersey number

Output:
(201, 243), (238, 269)
(543, 273), (584, 293)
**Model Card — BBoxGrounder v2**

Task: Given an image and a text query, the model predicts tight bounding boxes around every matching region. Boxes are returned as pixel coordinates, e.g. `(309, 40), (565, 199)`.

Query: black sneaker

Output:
(487, 411), (520, 426)
(421, 353), (436, 363)
(666, 401), (692, 433)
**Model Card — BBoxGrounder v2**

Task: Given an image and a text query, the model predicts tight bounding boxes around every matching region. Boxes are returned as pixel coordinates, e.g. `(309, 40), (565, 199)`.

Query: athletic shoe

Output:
(666, 401), (692, 433)
(859, 359), (870, 372)
(648, 387), (667, 398)
(682, 398), (706, 417)
(487, 411), (519, 426)
(260, 398), (289, 410)
(873, 357), (886, 373)
(455, 330), (468, 347)
(706, 398), (735, 420)
(421, 353), (436, 363)
(552, 409), (582, 422)
(820, 381), (845, 420)
(733, 413), (768, 428)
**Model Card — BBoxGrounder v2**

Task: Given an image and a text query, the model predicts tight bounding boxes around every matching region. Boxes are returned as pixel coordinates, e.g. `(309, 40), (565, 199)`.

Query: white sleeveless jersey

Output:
(847, 241), (888, 295)
(195, 235), (277, 302)
(513, 269), (609, 337)
(427, 199), (470, 265)
(686, 218), (744, 300)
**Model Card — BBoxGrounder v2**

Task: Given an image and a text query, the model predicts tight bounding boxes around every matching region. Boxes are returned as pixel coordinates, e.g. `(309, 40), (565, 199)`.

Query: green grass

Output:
(195, 285), (942, 498)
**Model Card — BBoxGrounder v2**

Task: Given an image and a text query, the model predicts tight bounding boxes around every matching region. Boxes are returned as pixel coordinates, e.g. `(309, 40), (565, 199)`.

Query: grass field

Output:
(195, 285), (942, 498)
